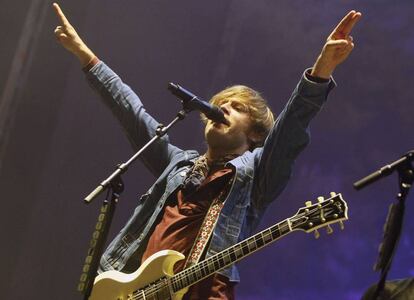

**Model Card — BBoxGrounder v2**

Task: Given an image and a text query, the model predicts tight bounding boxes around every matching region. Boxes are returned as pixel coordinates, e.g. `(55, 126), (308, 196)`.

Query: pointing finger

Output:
(332, 10), (362, 37)
(53, 3), (71, 27)
(333, 10), (356, 35)
(341, 12), (362, 36)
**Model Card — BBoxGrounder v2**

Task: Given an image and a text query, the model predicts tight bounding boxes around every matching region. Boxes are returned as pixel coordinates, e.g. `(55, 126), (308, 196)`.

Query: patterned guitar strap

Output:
(182, 154), (236, 268)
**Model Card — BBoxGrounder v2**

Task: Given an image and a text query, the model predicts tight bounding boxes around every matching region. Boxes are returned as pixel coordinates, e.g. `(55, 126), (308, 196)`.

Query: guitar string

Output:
(169, 211), (314, 288)
(170, 202), (337, 290)
(129, 221), (294, 300)
(130, 204), (336, 299)
(131, 209), (331, 300)
(129, 222), (289, 300)
(173, 224), (284, 284)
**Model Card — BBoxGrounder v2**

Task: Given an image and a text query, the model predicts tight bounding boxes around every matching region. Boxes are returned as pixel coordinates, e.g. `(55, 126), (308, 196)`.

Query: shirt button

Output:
(180, 171), (187, 177)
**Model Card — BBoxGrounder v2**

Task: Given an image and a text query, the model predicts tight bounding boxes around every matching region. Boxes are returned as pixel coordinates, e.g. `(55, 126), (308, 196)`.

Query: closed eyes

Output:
(219, 100), (249, 113)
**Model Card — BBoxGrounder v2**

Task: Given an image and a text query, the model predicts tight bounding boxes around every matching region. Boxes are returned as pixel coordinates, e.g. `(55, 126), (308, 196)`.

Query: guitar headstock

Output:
(290, 192), (348, 238)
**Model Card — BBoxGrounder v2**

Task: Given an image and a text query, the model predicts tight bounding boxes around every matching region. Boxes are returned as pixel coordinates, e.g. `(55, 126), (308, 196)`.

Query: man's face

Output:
(204, 99), (254, 154)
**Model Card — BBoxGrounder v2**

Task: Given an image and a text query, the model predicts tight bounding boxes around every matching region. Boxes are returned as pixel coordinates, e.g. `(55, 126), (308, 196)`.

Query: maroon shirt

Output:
(83, 58), (236, 298)
(142, 168), (236, 299)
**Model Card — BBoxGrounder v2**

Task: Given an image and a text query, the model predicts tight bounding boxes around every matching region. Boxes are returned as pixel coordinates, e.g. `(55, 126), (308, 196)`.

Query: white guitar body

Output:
(89, 250), (188, 300)
(87, 193), (348, 300)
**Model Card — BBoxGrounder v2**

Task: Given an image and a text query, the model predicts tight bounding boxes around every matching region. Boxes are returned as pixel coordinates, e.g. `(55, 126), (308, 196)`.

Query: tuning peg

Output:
(330, 192), (336, 197)
(339, 221), (345, 230)
(314, 229), (320, 239)
(326, 224), (334, 235)
(317, 196), (324, 203)
(305, 201), (312, 207)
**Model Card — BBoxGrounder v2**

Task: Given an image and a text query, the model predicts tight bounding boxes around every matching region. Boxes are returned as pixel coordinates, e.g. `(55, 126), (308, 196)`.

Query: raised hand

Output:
(53, 3), (95, 66)
(311, 10), (362, 79)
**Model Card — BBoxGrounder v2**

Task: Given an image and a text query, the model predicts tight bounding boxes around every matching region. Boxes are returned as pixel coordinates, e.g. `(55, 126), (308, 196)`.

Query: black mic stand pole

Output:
(353, 151), (414, 300)
(78, 101), (193, 299)
(372, 163), (413, 300)
(78, 176), (123, 300)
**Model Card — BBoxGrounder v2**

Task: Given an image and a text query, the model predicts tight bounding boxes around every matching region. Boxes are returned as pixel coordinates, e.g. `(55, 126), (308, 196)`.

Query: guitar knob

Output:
(326, 224), (333, 235)
(339, 221), (345, 230)
(314, 229), (320, 239)
(330, 192), (336, 197)
(317, 196), (324, 203)
(305, 201), (312, 207)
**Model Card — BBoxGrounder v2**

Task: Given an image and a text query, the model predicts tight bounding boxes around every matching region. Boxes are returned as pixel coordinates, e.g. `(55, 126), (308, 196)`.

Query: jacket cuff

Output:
(82, 56), (100, 73)
(295, 68), (337, 107)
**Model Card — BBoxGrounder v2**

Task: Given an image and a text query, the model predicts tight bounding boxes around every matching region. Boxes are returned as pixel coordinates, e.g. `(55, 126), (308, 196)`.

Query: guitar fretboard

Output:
(135, 194), (346, 299)
(170, 219), (293, 292)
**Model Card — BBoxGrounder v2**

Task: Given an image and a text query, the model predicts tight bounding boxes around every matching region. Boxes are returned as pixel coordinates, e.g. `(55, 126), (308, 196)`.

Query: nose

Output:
(220, 102), (231, 115)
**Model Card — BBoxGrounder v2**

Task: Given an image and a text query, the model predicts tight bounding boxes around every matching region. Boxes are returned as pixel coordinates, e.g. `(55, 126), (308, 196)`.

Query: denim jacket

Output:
(85, 61), (335, 282)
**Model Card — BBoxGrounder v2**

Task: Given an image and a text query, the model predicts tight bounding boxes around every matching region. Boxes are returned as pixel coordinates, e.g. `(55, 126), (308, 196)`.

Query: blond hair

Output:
(203, 85), (274, 150)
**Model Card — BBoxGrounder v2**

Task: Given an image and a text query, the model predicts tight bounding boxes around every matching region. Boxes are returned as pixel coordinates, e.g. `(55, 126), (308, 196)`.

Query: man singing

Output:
(53, 3), (361, 299)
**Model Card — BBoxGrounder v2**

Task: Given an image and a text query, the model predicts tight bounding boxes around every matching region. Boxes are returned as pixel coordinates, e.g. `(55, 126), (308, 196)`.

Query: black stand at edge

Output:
(77, 109), (187, 299)
(80, 176), (123, 300)
(354, 151), (414, 300)
(372, 164), (414, 300)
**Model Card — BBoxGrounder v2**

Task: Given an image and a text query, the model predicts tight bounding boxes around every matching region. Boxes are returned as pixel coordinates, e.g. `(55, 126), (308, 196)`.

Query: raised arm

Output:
(53, 3), (95, 66)
(252, 10), (362, 206)
(52, 3), (183, 177)
(311, 10), (362, 79)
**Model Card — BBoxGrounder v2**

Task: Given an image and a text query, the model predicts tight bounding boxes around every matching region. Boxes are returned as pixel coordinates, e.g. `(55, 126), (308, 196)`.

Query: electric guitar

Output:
(89, 192), (348, 300)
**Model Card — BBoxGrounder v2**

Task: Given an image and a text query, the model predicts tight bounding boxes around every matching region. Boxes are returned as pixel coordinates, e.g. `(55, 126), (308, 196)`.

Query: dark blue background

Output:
(0, 1), (413, 299)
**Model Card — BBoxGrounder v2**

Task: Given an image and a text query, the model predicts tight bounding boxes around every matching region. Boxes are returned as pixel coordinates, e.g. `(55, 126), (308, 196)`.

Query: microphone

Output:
(353, 150), (414, 190)
(168, 82), (229, 125)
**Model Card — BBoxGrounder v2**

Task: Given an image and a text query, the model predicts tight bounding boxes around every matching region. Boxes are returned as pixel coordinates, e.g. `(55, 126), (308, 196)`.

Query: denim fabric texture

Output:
(85, 61), (336, 282)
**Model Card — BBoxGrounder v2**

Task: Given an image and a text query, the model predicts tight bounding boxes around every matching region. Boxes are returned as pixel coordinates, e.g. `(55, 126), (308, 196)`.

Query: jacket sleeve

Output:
(251, 69), (336, 207)
(85, 61), (183, 178)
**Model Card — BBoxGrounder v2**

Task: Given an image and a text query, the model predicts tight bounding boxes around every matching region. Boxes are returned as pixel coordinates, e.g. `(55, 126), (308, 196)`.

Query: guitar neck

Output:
(137, 194), (346, 298)
(170, 218), (293, 292)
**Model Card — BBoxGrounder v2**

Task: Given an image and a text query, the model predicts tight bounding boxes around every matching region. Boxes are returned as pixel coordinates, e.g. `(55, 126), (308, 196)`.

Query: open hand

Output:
(311, 10), (362, 79)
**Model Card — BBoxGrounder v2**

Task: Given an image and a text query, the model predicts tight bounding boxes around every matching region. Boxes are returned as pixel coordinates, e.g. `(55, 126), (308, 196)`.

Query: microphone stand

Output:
(353, 150), (414, 300)
(78, 102), (190, 299)
(78, 175), (123, 300)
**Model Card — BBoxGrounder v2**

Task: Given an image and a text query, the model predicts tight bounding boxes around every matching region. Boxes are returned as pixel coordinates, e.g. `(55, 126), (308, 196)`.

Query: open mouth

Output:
(213, 120), (230, 128)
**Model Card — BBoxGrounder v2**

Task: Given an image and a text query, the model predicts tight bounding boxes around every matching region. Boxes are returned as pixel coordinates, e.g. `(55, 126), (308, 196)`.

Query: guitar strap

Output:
(184, 178), (232, 268)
